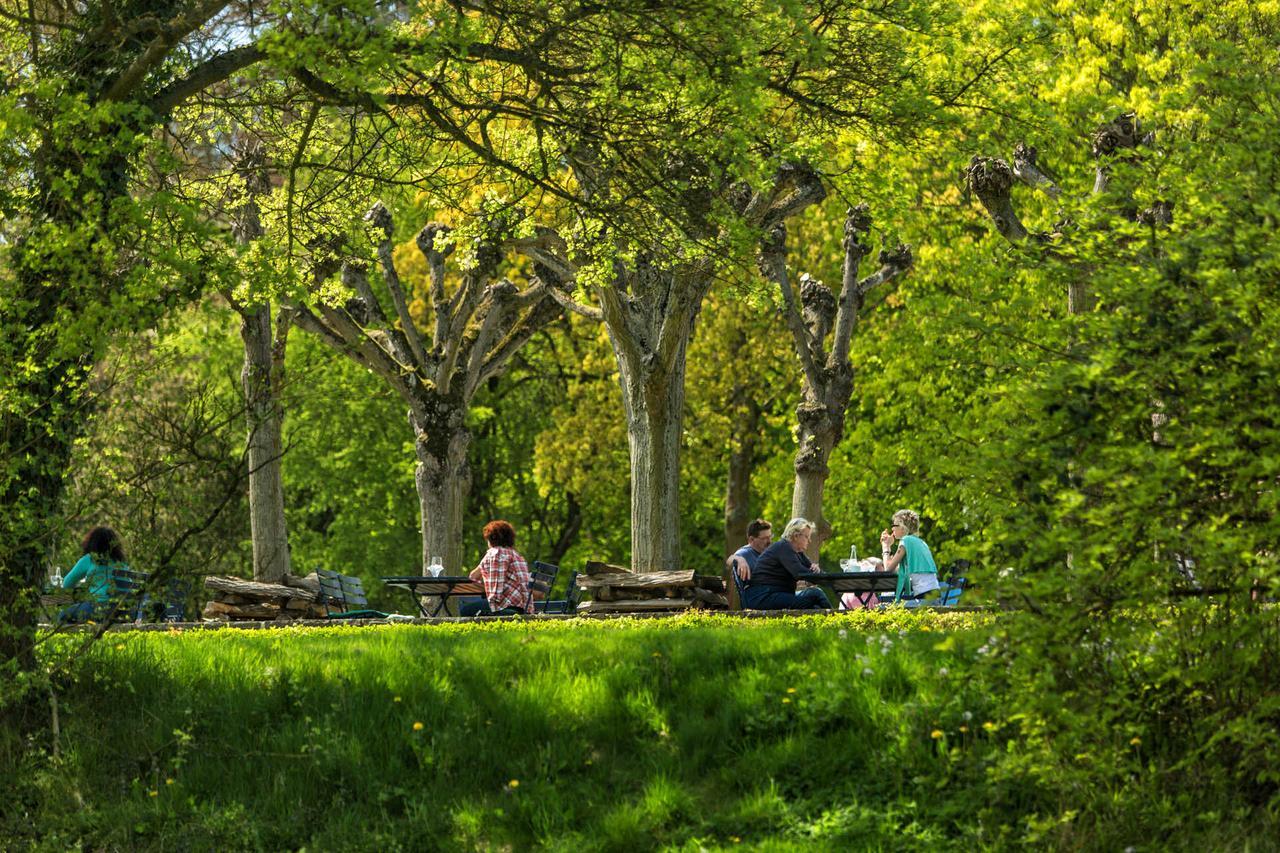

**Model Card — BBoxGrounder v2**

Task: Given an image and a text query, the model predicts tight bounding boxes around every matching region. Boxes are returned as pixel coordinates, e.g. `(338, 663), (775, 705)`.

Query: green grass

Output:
(6, 611), (1276, 851)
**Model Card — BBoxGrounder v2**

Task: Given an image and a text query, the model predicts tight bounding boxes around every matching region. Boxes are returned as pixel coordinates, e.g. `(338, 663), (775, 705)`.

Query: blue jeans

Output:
(57, 601), (99, 625)
(742, 585), (831, 610)
(458, 597), (525, 617)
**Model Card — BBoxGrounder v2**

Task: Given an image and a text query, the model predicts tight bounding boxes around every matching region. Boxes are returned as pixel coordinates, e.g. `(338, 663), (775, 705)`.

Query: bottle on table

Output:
(50, 567), (63, 589)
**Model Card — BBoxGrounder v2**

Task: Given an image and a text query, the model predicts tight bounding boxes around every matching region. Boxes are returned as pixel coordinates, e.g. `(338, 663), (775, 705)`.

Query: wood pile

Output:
(575, 562), (727, 614)
(201, 573), (328, 621)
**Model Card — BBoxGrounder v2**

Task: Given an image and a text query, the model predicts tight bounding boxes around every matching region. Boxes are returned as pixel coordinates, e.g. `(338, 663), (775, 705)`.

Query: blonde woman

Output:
(741, 517), (831, 610)
(880, 510), (940, 603)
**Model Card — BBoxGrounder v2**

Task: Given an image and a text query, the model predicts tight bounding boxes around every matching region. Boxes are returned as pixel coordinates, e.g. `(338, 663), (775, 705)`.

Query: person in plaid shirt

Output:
(461, 520), (534, 616)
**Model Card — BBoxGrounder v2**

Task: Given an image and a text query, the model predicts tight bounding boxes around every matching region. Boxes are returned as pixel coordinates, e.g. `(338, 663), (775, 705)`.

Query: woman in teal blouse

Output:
(879, 509), (940, 602)
(58, 527), (130, 624)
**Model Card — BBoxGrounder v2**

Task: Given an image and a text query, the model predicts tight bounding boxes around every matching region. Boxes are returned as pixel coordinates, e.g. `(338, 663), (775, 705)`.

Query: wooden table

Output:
(799, 571), (899, 608)
(381, 576), (484, 617)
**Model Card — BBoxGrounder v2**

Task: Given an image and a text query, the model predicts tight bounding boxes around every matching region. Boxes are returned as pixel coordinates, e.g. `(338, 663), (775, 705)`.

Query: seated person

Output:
(741, 517), (832, 610)
(459, 520), (535, 617)
(880, 509), (940, 603)
(59, 526), (130, 625)
(726, 518), (773, 581)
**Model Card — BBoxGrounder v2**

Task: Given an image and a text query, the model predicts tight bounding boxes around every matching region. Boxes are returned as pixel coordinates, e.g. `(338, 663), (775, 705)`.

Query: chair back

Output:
(730, 565), (749, 609)
(529, 561), (559, 600)
(159, 577), (191, 622)
(317, 568), (369, 614)
(938, 577), (967, 606)
(108, 568), (151, 623)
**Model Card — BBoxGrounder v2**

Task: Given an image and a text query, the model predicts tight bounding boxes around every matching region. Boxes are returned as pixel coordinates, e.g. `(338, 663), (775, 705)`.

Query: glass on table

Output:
(427, 555), (444, 577)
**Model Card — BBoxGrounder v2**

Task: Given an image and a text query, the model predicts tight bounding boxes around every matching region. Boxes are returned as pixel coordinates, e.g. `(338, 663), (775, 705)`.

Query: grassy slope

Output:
(11, 611), (1273, 851)
(14, 612), (1003, 851)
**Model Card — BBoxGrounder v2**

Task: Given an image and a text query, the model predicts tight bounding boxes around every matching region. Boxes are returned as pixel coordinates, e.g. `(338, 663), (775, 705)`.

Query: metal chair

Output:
(530, 561), (560, 612)
(316, 568), (389, 619)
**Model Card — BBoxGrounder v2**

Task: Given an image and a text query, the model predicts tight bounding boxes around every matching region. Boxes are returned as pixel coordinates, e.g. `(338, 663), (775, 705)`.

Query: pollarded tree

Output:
(757, 206), (913, 559)
(289, 202), (566, 573)
(517, 163), (827, 570)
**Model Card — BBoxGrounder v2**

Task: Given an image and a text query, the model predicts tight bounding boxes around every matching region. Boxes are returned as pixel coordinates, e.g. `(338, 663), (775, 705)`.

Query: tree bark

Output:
(722, 324), (762, 557)
(239, 304), (292, 582)
(232, 146), (292, 583)
(599, 263), (709, 572)
(411, 406), (472, 575)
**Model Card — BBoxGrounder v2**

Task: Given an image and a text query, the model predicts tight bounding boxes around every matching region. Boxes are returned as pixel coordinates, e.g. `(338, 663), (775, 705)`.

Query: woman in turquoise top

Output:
(58, 526), (130, 624)
(879, 509), (940, 602)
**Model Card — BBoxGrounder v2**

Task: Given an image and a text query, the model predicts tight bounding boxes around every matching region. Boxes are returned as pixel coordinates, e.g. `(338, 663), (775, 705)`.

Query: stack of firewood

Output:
(201, 573), (328, 621)
(575, 562), (727, 614)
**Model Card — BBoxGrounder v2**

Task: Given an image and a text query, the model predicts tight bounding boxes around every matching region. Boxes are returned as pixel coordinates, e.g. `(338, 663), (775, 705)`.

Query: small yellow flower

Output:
(148, 790), (158, 797)
(651, 651), (662, 657)
(782, 697), (791, 704)
(809, 671), (817, 678)
(786, 687), (797, 694)
(165, 778), (175, 785)
(508, 779), (520, 788)
(730, 837), (741, 844)
(412, 721), (424, 731)
(393, 696), (402, 703)
(930, 729), (944, 740)
(115, 644), (124, 651)
(959, 725), (969, 733)
(1130, 736), (1142, 746)
(982, 721), (998, 732)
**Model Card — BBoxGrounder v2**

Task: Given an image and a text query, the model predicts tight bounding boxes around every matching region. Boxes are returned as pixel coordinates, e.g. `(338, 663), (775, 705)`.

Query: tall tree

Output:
(289, 202), (565, 573)
(223, 142), (293, 583)
(757, 206), (913, 559)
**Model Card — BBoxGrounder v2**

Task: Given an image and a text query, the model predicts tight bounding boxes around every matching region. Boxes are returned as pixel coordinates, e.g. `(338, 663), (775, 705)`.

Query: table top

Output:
(800, 571), (899, 591)
(381, 576), (481, 592)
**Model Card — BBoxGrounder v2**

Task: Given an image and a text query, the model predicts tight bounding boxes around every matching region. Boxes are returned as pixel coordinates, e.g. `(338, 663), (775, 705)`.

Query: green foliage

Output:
(9, 614), (1278, 850)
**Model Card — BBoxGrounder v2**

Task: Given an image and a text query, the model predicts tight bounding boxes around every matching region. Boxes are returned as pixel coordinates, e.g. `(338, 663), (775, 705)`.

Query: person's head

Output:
(81, 526), (125, 563)
(482, 519), (516, 548)
(780, 517), (814, 551)
(890, 509), (920, 539)
(745, 518), (772, 553)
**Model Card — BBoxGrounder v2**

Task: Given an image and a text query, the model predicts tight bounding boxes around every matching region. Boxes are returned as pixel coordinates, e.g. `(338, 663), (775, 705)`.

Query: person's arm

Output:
(62, 555), (92, 589)
(468, 566), (482, 581)
(726, 554), (751, 581)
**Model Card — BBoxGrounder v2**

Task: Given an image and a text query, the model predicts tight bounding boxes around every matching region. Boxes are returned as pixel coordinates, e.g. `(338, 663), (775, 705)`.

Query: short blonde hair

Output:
(892, 509), (920, 535)
(780, 517), (814, 541)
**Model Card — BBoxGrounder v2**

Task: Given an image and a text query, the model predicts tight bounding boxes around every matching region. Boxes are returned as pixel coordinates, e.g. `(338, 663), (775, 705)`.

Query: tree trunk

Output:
(723, 397), (762, 557)
(611, 338), (686, 571)
(411, 408), (472, 575)
(791, 387), (846, 561)
(612, 334), (689, 572)
(240, 305), (292, 583)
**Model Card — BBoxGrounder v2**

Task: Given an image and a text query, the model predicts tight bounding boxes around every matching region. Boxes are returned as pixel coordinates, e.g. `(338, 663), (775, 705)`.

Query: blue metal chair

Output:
(729, 562), (751, 610)
(530, 561), (560, 613)
(538, 569), (580, 614)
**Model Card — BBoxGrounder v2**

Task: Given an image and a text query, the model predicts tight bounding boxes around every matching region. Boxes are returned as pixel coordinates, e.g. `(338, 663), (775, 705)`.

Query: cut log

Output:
(576, 598), (695, 613)
(203, 599), (282, 619)
(576, 570), (696, 590)
(281, 572), (321, 595)
(584, 560), (631, 576)
(694, 575), (725, 592)
(690, 588), (729, 608)
(204, 575), (311, 601)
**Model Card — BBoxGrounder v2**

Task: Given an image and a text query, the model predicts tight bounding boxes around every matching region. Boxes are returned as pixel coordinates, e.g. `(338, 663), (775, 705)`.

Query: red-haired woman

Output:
(461, 520), (534, 616)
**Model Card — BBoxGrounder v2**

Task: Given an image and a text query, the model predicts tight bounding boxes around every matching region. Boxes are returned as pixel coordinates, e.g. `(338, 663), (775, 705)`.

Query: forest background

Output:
(2, 0), (1279, 843)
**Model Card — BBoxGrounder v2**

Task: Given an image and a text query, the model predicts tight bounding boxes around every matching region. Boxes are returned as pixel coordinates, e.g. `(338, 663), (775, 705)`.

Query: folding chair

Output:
(530, 561), (560, 612)
(108, 568), (152, 623)
(541, 570), (580, 614)
(316, 568), (389, 619)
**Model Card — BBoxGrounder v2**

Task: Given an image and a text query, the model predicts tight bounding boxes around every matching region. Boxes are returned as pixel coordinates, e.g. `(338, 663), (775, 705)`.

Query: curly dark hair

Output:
(81, 526), (126, 563)
(482, 520), (516, 548)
